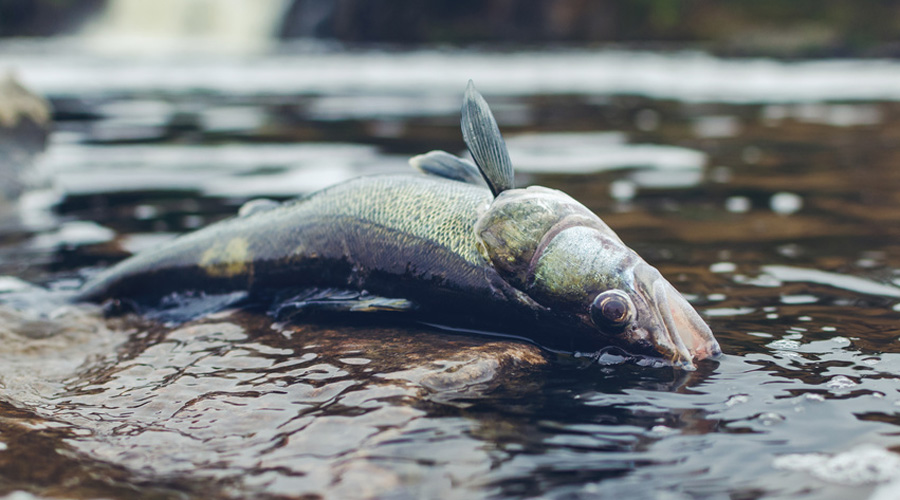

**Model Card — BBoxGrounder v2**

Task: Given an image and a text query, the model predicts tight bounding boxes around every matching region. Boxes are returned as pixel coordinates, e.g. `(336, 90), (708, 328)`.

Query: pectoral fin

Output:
(272, 287), (418, 322)
(460, 80), (514, 197)
(409, 150), (486, 187)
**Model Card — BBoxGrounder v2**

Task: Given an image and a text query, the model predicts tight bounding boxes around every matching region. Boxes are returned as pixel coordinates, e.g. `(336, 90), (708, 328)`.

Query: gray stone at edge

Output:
(0, 73), (51, 203)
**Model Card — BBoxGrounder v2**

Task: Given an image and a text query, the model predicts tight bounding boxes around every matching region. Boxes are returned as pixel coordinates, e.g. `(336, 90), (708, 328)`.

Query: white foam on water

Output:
(34, 141), (388, 197)
(630, 168), (703, 189)
(118, 233), (178, 254)
(7, 43), (900, 103)
(709, 262), (737, 273)
(609, 179), (637, 201)
(775, 444), (900, 487)
(28, 221), (116, 249)
(692, 115), (741, 138)
(770, 192), (803, 214)
(767, 339), (801, 351)
(307, 94), (464, 120)
(872, 478), (900, 500)
(762, 266), (900, 299)
(506, 132), (706, 178)
(780, 294), (819, 305)
(202, 163), (358, 197)
(200, 105), (268, 132)
(31, 128), (699, 198)
(704, 307), (755, 317)
(0, 491), (46, 500)
(39, 142), (378, 174)
(725, 195), (751, 213)
(0, 277), (37, 293)
(96, 99), (175, 125)
(763, 103), (883, 127)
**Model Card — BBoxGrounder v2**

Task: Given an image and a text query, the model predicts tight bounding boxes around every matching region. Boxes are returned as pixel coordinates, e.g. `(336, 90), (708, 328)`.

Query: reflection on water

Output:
(2, 43), (900, 499)
(59, 315), (548, 498)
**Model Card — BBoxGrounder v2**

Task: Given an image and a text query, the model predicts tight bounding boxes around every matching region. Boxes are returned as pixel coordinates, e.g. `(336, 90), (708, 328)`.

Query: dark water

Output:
(2, 47), (900, 499)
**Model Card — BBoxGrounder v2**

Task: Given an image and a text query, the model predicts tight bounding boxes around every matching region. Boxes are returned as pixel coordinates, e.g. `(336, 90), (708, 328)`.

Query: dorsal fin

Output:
(409, 150), (486, 187)
(460, 80), (514, 197)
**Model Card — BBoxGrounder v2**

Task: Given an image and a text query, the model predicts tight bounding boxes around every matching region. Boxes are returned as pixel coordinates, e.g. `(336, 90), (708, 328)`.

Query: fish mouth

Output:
(635, 264), (722, 370)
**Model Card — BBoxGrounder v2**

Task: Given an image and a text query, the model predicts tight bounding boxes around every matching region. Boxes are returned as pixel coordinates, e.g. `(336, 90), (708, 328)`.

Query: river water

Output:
(1, 42), (900, 499)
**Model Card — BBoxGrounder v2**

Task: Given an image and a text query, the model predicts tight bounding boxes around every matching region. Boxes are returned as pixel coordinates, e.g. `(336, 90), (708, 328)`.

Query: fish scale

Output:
(77, 174), (497, 305)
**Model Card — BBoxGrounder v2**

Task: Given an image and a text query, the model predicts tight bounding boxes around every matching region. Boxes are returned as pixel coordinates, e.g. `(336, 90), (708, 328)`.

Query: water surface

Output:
(1, 45), (900, 499)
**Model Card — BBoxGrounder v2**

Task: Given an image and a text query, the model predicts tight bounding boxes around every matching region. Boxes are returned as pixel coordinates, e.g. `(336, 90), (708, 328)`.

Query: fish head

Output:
(475, 186), (721, 369)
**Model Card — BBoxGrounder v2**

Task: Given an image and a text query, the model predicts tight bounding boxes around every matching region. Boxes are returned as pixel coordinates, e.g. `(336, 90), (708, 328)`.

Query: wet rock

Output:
(0, 305), (552, 498)
(0, 73), (51, 204)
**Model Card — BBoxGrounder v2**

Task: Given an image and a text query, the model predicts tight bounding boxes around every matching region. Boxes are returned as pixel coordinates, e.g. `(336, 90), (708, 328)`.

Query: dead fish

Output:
(77, 81), (721, 370)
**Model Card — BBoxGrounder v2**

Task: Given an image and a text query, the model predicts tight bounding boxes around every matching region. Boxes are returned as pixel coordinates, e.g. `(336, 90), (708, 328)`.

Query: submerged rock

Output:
(0, 303), (551, 498)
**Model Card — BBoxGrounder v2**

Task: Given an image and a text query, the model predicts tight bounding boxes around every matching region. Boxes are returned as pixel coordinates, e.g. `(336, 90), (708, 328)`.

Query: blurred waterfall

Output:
(82, 0), (292, 55)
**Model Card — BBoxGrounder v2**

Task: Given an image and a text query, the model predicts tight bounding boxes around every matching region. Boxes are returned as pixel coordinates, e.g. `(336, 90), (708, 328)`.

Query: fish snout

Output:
(653, 279), (721, 369)
(633, 263), (721, 370)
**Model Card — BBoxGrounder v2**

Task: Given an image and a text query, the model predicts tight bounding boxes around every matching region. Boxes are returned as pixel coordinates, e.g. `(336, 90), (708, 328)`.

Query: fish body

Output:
(79, 174), (503, 318)
(78, 82), (721, 369)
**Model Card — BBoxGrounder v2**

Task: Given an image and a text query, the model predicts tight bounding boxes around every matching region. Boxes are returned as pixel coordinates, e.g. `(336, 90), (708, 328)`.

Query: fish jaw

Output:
(633, 264), (721, 370)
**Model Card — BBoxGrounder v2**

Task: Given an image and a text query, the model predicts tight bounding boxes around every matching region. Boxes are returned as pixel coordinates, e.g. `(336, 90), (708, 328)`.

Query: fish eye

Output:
(590, 290), (634, 332)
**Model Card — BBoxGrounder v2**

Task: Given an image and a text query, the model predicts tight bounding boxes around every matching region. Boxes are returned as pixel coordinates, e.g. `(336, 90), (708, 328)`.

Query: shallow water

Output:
(2, 44), (900, 499)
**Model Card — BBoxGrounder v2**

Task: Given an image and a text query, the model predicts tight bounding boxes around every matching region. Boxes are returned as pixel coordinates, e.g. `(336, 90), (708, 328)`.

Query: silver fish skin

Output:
(77, 81), (721, 369)
(77, 172), (720, 369)
(474, 185), (721, 369)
